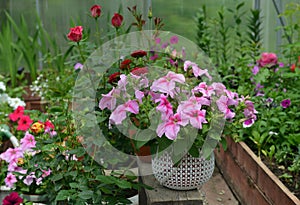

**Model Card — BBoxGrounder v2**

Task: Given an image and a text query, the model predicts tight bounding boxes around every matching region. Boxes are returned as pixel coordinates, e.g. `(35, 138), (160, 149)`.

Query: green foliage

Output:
(195, 2), (263, 89)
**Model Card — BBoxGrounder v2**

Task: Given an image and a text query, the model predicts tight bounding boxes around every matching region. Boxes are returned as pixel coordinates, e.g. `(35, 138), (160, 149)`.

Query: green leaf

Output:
(51, 173), (63, 182)
(188, 145), (200, 157)
(96, 175), (116, 184)
(115, 179), (132, 189)
(56, 190), (70, 201)
(78, 190), (94, 200)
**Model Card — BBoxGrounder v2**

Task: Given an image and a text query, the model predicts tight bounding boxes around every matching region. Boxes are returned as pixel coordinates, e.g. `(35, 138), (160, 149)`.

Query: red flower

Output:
(120, 59), (132, 70)
(290, 64), (296, 72)
(90, 5), (102, 18)
(17, 115), (33, 131)
(131, 50), (147, 58)
(44, 120), (55, 131)
(108, 72), (121, 84)
(111, 13), (123, 28)
(9, 106), (24, 122)
(67, 26), (83, 42)
(2, 192), (23, 205)
(257, 52), (278, 67)
(131, 67), (148, 76)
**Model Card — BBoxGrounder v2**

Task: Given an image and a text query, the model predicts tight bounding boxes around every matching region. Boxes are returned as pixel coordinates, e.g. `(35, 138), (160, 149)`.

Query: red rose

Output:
(67, 26), (83, 42)
(131, 67), (148, 76)
(111, 13), (123, 28)
(120, 59), (132, 70)
(108, 72), (121, 84)
(90, 5), (102, 18)
(257, 52), (278, 67)
(290, 64), (296, 72)
(131, 50), (147, 58)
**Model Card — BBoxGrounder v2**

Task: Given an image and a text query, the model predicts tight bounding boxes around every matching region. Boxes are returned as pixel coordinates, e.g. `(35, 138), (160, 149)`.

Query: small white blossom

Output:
(0, 82), (6, 92)
(0, 93), (9, 104)
(7, 97), (26, 110)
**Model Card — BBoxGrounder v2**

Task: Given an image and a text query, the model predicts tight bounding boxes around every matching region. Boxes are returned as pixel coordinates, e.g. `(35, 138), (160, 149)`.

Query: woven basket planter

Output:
(152, 151), (215, 190)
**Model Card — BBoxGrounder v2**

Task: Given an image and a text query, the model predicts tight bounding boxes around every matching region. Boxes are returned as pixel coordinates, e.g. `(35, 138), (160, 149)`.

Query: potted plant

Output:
(72, 29), (258, 191)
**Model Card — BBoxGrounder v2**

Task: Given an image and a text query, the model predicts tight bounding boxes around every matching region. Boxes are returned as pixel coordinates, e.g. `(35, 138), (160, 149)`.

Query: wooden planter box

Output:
(215, 137), (300, 205)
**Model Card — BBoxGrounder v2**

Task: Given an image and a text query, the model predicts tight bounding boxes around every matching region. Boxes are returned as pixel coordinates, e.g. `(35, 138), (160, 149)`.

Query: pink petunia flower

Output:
(150, 71), (185, 98)
(156, 95), (174, 120)
(5, 173), (17, 188)
(216, 96), (236, 119)
(42, 168), (52, 178)
(156, 113), (188, 140)
(183, 60), (212, 80)
(20, 132), (36, 151)
(109, 100), (139, 125)
(23, 174), (36, 186)
(0, 148), (23, 163)
(99, 87), (120, 110)
(192, 82), (214, 97)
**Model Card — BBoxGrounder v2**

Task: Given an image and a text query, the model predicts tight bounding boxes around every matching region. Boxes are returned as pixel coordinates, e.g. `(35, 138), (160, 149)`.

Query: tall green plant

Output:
(5, 12), (41, 82)
(195, 5), (210, 55)
(278, 2), (300, 63)
(247, 9), (262, 63)
(0, 22), (22, 87)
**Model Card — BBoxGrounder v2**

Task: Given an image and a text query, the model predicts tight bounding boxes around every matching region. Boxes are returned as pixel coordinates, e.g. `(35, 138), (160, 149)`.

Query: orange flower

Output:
(30, 121), (45, 134)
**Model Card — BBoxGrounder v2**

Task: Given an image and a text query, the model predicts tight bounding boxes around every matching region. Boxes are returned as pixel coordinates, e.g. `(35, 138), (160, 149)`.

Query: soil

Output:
(261, 156), (300, 199)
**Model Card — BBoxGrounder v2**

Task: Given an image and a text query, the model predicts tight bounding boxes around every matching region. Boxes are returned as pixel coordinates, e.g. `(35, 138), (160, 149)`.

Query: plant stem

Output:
(77, 42), (86, 63)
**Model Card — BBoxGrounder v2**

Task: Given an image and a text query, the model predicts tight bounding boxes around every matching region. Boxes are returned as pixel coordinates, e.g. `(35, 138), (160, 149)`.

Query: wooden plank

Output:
(138, 160), (203, 205)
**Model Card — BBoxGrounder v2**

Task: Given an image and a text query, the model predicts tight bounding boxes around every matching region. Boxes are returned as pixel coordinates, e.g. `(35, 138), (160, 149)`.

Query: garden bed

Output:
(215, 137), (300, 205)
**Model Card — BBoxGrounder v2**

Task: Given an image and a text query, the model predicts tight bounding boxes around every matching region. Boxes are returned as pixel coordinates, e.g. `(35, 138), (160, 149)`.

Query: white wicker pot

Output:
(152, 151), (215, 190)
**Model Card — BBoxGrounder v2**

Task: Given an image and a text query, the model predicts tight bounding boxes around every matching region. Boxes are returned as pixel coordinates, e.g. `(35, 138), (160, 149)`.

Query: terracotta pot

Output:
(215, 136), (300, 205)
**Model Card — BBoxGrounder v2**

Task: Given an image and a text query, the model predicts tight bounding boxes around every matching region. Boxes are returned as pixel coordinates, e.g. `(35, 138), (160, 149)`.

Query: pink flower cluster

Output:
(99, 58), (257, 140)
(0, 132), (52, 189)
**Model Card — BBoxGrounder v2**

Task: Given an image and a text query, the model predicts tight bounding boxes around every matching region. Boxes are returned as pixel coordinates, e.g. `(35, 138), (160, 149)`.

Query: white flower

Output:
(0, 93), (9, 104)
(0, 82), (6, 92)
(7, 97), (26, 110)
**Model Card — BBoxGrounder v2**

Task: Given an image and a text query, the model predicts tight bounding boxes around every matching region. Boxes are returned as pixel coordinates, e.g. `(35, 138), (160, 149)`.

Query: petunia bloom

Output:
(20, 132), (36, 151)
(2, 192), (23, 205)
(281, 99), (291, 108)
(150, 71), (185, 98)
(8, 106), (24, 122)
(109, 100), (139, 125)
(170, 36), (179, 44)
(155, 95), (173, 120)
(216, 96), (236, 119)
(156, 113), (188, 140)
(183, 60), (212, 80)
(99, 87), (120, 110)
(5, 173), (17, 188)
(17, 115), (33, 131)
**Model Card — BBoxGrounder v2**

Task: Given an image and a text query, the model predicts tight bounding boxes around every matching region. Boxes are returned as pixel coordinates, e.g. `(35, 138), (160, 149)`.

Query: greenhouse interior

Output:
(0, 0), (299, 204)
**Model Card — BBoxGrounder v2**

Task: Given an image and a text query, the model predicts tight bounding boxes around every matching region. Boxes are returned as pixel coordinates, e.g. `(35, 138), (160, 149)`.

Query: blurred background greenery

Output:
(0, 0), (299, 74)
